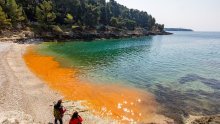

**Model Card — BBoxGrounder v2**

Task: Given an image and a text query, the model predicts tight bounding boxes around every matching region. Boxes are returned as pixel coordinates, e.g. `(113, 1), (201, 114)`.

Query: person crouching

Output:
(69, 111), (83, 124)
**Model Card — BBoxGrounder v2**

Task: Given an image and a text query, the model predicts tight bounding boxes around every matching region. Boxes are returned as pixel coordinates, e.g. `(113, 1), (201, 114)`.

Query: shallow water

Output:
(30, 32), (220, 123)
(24, 47), (171, 123)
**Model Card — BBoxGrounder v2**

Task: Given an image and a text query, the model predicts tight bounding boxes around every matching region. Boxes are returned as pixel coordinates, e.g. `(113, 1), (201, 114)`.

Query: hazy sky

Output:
(114, 0), (220, 31)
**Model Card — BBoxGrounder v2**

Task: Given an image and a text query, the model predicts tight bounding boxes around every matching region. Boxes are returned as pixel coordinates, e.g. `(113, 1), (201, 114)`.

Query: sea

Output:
(31, 31), (220, 123)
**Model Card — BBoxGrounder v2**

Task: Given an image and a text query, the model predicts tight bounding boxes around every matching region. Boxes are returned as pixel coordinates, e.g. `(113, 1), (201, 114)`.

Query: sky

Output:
(114, 0), (220, 31)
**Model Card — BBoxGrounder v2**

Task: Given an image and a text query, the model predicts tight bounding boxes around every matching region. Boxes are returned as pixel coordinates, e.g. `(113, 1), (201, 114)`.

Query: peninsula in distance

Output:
(165, 28), (193, 31)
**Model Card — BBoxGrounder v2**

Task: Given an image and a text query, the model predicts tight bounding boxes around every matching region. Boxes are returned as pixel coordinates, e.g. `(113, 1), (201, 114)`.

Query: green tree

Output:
(0, 6), (11, 28)
(124, 19), (136, 30)
(155, 24), (164, 32)
(54, 0), (80, 24)
(35, 0), (56, 24)
(109, 0), (120, 17)
(16, 0), (38, 21)
(98, 0), (107, 25)
(83, 4), (100, 27)
(0, 0), (6, 7)
(6, 0), (25, 24)
(64, 13), (74, 24)
(0, 0), (163, 32)
(147, 16), (155, 30)
(105, 3), (112, 25)
(110, 17), (118, 27)
(88, 0), (97, 5)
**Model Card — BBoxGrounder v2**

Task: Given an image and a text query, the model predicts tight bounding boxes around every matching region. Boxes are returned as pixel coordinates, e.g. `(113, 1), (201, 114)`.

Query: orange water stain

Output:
(23, 46), (169, 123)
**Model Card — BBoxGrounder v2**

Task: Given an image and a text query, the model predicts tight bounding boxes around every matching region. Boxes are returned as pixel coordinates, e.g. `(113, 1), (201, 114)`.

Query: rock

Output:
(0, 111), (35, 124)
(190, 115), (220, 124)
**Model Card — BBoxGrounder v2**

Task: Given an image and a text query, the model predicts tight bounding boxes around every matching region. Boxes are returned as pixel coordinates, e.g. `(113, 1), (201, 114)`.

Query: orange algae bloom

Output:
(23, 46), (170, 123)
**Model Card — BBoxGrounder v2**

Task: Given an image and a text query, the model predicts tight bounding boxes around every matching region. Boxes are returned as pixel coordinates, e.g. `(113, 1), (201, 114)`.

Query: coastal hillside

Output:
(0, 0), (166, 40)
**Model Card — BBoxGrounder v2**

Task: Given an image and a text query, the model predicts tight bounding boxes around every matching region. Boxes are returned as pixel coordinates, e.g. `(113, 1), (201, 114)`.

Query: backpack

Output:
(54, 107), (62, 119)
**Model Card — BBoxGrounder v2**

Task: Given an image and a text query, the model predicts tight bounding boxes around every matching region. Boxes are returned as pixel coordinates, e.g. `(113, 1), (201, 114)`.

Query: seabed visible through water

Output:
(24, 32), (220, 123)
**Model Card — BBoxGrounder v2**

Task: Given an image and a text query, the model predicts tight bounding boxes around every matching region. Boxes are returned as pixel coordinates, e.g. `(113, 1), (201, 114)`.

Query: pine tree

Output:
(35, 0), (56, 24)
(0, 0), (161, 31)
(0, 5), (11, 28)
(6, 0), (25, 24)
(98, 0), (107, 25)
(64, 13), (74, 24)
(83, 4), (100, 27)
(0, 0), (6, 7)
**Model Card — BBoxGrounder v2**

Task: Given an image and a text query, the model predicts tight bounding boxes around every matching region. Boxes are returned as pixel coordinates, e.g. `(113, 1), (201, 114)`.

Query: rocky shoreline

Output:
(0, 28), (172, 43)
(186, 115), (220, 124)
(37, 29), (172, 41)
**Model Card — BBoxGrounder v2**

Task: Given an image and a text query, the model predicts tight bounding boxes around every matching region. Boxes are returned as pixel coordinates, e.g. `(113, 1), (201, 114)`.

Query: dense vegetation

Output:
(0, 0), (164, 36)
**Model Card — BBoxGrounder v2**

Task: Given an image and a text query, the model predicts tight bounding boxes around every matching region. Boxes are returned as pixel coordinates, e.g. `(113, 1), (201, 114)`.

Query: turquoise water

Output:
(39, 32), (220, 122)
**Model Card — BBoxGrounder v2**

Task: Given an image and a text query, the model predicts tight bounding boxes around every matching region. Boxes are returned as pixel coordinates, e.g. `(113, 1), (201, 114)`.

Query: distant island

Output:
(0, 0), (171, 42)
(165, 28), (193, 31)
